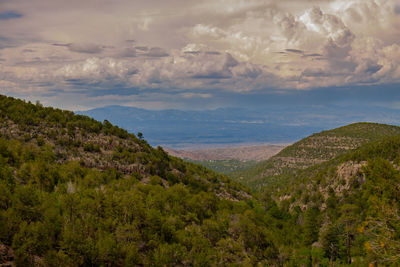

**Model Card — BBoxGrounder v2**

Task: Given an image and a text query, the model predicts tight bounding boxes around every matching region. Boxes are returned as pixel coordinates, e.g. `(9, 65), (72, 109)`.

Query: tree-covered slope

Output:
(233, 122), (400, 191)
(0, 95), (287, 266)
(274, 135), (400, 265)
(2, 95), (400, 266)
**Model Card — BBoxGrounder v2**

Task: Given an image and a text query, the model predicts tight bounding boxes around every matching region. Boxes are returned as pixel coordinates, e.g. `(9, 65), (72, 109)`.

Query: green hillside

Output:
(187, 159), (258, 175)
(1, 95), (400, 266)
(0, 95), (286, 266)
(233, 122), (400, 191)
(275, 135), (400, 265)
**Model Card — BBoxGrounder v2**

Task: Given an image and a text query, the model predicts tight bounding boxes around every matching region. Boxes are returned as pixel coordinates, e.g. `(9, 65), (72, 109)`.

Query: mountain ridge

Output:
(232, 122), (400, 191)
(0, 95), (288, 266)
(79, 104), (400, 147)
(273, 135), (400, 264)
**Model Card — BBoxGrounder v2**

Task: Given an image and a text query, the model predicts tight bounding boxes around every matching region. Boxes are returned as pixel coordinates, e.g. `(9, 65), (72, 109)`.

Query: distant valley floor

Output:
(164, 143), (287, 174)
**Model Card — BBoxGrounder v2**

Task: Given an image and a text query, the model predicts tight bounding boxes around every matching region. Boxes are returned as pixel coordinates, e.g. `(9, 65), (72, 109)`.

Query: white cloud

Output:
(0, 0), (399, 109)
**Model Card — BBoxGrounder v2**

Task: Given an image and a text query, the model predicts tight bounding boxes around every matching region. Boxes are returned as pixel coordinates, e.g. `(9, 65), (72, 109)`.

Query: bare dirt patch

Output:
(165, 143), (286, 162)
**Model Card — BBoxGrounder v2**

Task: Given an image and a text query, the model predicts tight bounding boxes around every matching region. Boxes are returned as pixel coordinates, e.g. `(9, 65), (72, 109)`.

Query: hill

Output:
(1, 95), (400, 266)
(274, 135), (400, 265)
(232, 122), (400, 191)
(0, 95), (286, 266)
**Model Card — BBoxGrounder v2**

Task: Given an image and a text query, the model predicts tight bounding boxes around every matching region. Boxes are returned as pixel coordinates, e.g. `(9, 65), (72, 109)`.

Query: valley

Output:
(3, 1), (399, 265)
(164, 143), (286, 174)
(1, 95), (400, 266)
(79, 104), (400, 148)
(164, 143), (286, 162)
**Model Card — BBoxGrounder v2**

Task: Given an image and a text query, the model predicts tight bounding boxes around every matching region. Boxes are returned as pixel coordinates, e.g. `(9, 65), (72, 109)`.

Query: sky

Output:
(0, 0), (399, 111)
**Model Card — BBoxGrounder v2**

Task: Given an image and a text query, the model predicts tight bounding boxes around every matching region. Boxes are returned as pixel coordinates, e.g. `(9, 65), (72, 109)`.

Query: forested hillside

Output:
(1, 95), (400, 266)
(233, 123), (400, 191)
(275, 136), (400, 265)
(0, 95), (288, 266)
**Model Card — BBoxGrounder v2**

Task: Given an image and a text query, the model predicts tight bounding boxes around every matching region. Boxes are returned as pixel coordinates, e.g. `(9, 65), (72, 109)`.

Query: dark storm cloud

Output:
(191, 72), (232, 79)
(205, 51), (222, 55)
(301, 68), (330, 77)
(364, 64), (383, 74)
(135, 46), (149, 51)
(285, 49), (303, 54)
(0, 11), (22, 20)
(119, 48), (136, 58)
(145, 47), (169, 57)
(303, 53), (322, 58)
(394, 4), (400, 14)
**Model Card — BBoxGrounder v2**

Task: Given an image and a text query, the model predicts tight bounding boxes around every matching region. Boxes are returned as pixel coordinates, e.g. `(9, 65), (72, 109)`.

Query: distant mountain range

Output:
(78, 105), (400, 147)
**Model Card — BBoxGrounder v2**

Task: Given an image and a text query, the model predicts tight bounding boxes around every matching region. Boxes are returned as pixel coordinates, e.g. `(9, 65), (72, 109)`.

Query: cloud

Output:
(118, 47), (136, 58)
(145, 47), (169, 57)
(135, 46), (148, 51)
(301, 68), (330, 77)
(0, 11), (22, 20)
(395, 4), (400, 14)
(180, 92), (212, 99)
(274, 11), (308, 46)
(53, 43), (104, 54)
(285, 49), (303, 54)
(0, 0), (399, 109)
(67, 43), (104, 54)
(303, 53), (322, 58)
(231, 62), (263, 79)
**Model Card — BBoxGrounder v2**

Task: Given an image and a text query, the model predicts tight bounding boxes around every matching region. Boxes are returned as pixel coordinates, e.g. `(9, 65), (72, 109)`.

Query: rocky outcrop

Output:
(0, 244), (14, 267)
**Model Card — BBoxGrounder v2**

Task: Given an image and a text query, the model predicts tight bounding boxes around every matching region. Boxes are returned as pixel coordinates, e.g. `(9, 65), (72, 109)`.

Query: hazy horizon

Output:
(1, 0), (399, 113)
(1, 0), (399, 147)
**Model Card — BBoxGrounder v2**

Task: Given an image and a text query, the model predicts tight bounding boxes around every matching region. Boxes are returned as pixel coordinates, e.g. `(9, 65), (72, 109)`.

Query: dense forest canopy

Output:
(233, 122), (400, 192)
(0, 95), (285, 266)
(0, 95), (400, 266)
